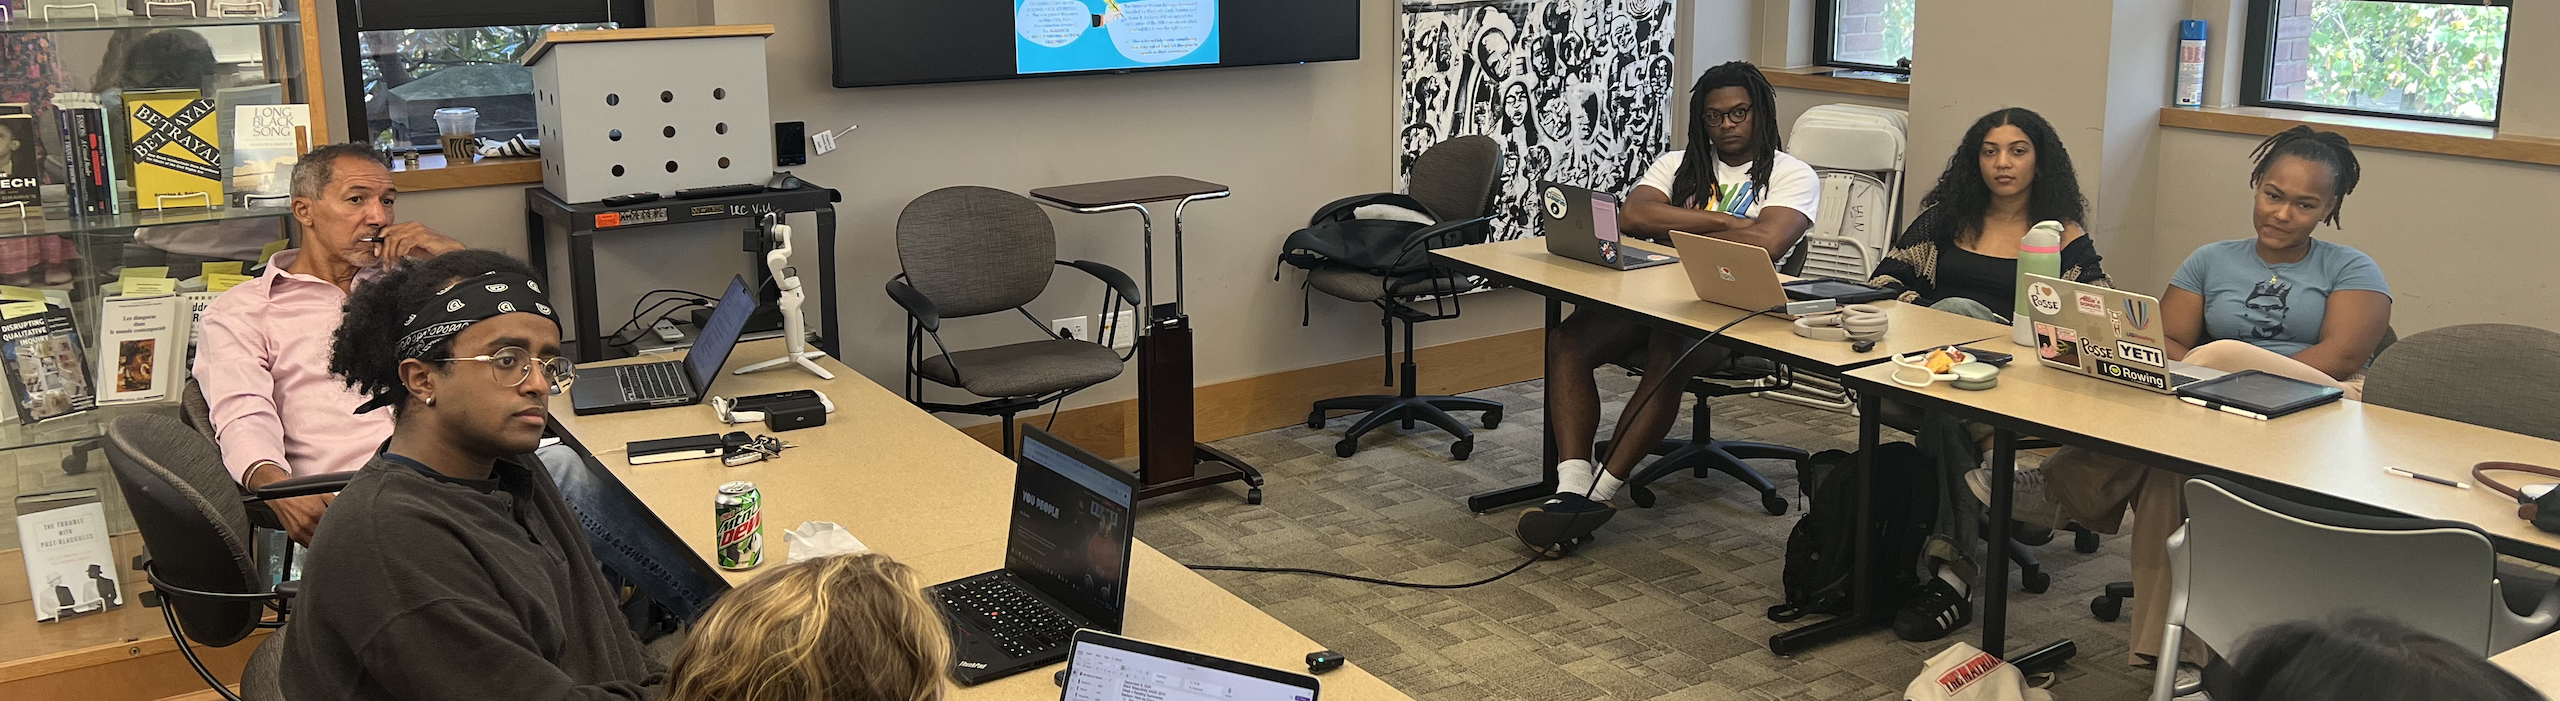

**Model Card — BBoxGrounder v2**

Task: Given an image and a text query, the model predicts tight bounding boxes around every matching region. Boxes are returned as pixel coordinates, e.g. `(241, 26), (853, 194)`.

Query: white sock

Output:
(1936, 565), (1969, 598)
(1554, 459), (1598, 497)
(1589, 473), (1628, 503)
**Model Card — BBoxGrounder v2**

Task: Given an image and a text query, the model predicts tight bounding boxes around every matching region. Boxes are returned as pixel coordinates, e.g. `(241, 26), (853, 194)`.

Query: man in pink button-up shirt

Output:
(195, 144), (463, 543)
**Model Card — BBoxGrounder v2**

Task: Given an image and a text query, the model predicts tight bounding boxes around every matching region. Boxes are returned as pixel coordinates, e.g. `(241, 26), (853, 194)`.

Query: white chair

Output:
(1786, 104), (1907, 282)
(2155, 475), (2560, 701)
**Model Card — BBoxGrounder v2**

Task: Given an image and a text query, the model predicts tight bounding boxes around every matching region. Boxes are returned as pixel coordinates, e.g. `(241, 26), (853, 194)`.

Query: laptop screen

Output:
(1064, 633), (1318, 701)
(684, 277), (757, 391)
(1005, 429), (1137, 629)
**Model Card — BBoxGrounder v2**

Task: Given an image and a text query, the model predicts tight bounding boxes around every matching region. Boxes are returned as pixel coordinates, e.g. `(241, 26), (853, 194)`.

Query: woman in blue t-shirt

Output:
(2163, 125), (2391, 399)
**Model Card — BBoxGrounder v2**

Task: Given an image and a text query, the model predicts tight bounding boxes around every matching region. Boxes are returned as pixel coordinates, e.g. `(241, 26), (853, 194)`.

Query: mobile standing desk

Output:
(1030, 176), (1263, 504)
(525, 184), (841, 363)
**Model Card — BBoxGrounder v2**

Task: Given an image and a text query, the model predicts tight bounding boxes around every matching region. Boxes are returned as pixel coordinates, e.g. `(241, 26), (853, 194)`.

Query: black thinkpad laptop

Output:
(934, 426), (1138, 685)
(569, 276), (753, 415)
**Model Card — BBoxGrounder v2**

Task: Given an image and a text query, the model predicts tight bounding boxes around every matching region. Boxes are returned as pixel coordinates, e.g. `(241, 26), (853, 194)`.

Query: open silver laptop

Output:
(2023, 274), (2222, 393)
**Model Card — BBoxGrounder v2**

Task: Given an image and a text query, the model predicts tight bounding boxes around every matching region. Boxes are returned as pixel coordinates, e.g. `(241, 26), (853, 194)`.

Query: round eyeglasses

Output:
(437, 347), (574, 395)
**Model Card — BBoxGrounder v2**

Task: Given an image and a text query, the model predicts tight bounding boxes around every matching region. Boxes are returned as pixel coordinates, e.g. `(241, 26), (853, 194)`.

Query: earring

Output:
(423, 396), (435, 407)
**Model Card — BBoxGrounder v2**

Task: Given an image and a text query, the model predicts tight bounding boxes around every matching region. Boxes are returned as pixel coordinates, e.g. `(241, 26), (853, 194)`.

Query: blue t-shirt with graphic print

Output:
(2169, 238), (2389, 357)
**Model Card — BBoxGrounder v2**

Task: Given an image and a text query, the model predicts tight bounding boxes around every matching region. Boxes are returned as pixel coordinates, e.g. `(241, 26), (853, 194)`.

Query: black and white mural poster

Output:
(1398, 0), (1678, 242)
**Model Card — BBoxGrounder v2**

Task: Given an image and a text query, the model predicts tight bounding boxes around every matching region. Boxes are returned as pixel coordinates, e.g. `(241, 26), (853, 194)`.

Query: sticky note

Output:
(202, 261), (244, 276)
(1, 301), (46, 318)
(0, 285), (42, 302)
(205, 273), (253, 292)
(123, 277), (177, 296)
(260, 239), (291, 265)
(119, 266), (170, 283)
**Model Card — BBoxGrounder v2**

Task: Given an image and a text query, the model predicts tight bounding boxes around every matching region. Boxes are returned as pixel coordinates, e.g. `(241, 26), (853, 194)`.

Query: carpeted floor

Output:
(1135, 373), (2161, 701)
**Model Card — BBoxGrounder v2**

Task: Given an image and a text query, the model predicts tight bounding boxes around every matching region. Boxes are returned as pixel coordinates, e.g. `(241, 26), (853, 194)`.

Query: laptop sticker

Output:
(2027, 282), (2061, 317)
(2117, 341), (2166, 368)
(2075, 290), (2106, 316)
(2098, 359), (2170, 391)
(1717, 266), (1735, 281)
(2119, 298), (2153, 330)
(1542, 187), (1568, 219)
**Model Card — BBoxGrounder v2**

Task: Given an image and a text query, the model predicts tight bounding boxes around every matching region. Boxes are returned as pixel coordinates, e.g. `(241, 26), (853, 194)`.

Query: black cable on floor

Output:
(1185, 553), (1544, 590)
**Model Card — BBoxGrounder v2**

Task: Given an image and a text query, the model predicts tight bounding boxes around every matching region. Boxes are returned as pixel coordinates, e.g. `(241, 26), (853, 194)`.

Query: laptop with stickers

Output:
(2022, 274), (2222, 393)
(1539, 181), (1679, 271)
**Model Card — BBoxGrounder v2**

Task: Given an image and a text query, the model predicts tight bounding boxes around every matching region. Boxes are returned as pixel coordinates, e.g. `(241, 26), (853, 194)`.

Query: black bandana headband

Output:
(391, 271), (558, 362)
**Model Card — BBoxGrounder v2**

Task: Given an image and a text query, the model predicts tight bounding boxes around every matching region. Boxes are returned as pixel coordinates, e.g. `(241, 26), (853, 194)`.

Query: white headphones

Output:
(1792, 304), (1889, 342)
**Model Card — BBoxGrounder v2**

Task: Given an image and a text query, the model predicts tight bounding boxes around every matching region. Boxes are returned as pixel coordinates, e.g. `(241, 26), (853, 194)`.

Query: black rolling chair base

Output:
(1311, 394), (1503, 460)
(1619, 439), (1797, 515)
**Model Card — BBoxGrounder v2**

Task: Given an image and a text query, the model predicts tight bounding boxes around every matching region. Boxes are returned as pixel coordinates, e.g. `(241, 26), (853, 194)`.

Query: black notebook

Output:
(2175, 370), (2345, 419)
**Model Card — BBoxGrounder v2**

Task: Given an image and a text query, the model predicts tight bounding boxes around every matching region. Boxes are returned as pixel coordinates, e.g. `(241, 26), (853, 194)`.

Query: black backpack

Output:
(1767, 442), (1941, 622)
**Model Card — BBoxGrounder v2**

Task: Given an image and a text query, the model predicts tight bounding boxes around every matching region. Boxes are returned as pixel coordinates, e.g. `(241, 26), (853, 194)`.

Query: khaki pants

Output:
(2041, 340), (2361, 666)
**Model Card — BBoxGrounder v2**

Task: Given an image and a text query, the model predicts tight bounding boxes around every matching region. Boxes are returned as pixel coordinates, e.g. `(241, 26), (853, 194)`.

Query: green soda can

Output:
(715, 481), (763, 570)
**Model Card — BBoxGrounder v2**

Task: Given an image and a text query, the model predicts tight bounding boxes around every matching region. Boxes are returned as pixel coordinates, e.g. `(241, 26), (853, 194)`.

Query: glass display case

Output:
(0, 1), (323, 560)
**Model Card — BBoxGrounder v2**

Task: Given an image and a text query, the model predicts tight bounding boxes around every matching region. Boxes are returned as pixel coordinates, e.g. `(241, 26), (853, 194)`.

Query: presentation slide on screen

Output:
(1015, 0), (1219, 75)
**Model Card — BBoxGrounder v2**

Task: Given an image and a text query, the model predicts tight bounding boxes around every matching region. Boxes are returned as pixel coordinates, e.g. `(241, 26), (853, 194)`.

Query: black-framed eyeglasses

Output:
(1703, 105), (1753, 126)
(437, 346), (574, 395)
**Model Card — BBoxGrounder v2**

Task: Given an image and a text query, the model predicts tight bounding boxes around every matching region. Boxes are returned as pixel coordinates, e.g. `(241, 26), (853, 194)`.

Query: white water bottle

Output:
(2012, 221), (2064, 346)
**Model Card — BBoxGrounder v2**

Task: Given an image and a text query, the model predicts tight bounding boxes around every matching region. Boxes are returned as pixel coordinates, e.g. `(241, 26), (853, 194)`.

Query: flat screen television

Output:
(830, 0), (1360, 88)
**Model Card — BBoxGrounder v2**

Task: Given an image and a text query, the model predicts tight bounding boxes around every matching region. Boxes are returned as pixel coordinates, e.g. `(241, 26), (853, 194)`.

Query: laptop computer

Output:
(1540, 181), (1677, 271)
(2023, 273), (2223, 393)
(1061, 630), (1320, 701)
(935, 425), (1139, 685)
(1668, 231), (1799, 316)
(569, 276), (754, 415)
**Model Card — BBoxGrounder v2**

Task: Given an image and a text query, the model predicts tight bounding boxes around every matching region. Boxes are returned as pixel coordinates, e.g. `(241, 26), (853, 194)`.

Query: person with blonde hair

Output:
(666, 553), (954, 701)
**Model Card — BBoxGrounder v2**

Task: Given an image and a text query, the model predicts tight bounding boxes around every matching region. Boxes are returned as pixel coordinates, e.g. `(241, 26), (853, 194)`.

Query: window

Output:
(1818, 0), (1916, 73)
(2245, 0), (2510, 125)
(337, 0), (646, 152)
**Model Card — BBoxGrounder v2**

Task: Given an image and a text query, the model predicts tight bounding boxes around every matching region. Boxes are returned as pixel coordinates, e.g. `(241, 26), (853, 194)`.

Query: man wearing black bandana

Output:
(282, 251), (662, 700)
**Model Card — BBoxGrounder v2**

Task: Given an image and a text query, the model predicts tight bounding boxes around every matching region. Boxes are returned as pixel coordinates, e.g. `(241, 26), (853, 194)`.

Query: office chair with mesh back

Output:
(107, 413), (352, 701)
(888, 186), (1142, 458)
(1302, 136), (1506, 460)
(2153, 475), (2560, 700)
(181, 377), (215, 441)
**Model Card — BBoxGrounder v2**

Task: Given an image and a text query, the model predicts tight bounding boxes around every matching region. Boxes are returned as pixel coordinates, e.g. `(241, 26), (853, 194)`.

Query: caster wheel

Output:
(1482, 410), (1504, 430)
(1761, 492), (1788, 516)
(1450, 439), (1473, 461)
(1335, 440), (1358, 458)
(1246, 487), (1264, 505)
(2021, 570), (2051, 594)
(1631, 487), (1656, 509)
(2074, 529), (2102, 553)
(1307, 411), (1326, 430)
(2091, 595), (2122, 622)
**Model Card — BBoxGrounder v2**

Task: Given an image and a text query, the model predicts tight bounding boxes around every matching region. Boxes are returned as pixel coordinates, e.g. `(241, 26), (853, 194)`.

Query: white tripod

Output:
(735, 213), (833, 380)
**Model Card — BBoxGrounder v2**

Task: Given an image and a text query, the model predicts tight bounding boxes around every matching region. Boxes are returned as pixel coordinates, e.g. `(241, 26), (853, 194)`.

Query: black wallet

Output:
(2175, 370), (2345, 418)
(627, 434), (726, 465)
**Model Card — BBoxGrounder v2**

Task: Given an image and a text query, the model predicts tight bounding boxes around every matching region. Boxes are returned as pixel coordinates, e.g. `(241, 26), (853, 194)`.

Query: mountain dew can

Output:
(715, 481), (763, 570)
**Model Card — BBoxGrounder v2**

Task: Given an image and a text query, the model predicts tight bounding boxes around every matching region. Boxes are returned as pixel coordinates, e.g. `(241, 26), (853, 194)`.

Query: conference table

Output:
(547, 341), (1413, 701)
(1428, 237), (2013, 512)
(2494, 629), (2560, 694)
(1838, 343), (2560, 660)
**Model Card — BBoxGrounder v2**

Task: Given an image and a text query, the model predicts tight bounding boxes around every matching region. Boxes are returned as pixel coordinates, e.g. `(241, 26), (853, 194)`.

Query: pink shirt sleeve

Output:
(194, 298), (290, 484)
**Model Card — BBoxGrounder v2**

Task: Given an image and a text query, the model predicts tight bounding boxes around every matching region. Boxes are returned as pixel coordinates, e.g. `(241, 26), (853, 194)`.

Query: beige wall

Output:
(400, 0), (1553, 423)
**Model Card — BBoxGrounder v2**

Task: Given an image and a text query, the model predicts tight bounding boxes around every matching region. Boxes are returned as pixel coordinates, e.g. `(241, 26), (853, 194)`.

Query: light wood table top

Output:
(1844, 358), (2560, 561)
(547, 341), (1412, 701)
(2493, 630), (2560, 694)
(1432, 237), (2009, 370)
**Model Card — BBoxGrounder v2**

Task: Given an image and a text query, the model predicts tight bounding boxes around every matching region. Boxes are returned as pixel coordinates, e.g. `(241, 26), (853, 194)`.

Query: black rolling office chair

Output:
(1300, 136), (1505, 460)
(1593, 238), (1829, 516)
(888, 186), (1142, 458)
(107, 413), (352, 701)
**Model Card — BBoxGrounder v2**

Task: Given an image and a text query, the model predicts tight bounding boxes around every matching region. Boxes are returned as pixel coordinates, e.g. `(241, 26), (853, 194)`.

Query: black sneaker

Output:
(1517, 494), (1615, 557)
(1892, 578), (1973, 642)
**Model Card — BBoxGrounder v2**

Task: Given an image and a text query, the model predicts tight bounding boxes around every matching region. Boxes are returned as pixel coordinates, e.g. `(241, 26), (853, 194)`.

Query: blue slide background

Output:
(1016, 0), (1220, 75)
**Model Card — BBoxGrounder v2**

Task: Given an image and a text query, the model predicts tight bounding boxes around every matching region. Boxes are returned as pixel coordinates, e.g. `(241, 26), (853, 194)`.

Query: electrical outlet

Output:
(1052, 316), (1090, 342)
(1100, 310), (1137, 350)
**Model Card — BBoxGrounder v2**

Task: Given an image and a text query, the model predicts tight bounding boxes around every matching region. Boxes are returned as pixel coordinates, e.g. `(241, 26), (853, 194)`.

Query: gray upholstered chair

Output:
(2362, 323), (2560, 441)
(888, 186), (1141, 457)
(107, 413), (350, 701)
(181, 377), (215, 441)
(2153, 475), (2560, 700)
(1302, 136), (1507, 460)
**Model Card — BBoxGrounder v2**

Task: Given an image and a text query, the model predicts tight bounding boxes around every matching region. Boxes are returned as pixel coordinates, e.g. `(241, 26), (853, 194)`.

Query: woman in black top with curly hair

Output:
(1870, 107), (2109, 320)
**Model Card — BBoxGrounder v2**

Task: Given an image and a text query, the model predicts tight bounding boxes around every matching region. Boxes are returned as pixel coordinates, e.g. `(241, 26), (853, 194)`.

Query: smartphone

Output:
(1957, 346), (2015, 366)
(774, 121), (807, 166)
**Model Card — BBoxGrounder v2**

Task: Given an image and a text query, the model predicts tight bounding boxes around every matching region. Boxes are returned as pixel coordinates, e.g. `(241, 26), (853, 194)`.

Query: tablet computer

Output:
(2174, 369), (2345, 419)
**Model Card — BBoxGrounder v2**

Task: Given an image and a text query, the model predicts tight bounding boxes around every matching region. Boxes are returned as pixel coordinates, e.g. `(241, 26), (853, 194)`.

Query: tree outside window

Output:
(1828, 0), (1915, 71)
(358, 23), (613, 151)
(2267, 0), (2506, 122)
